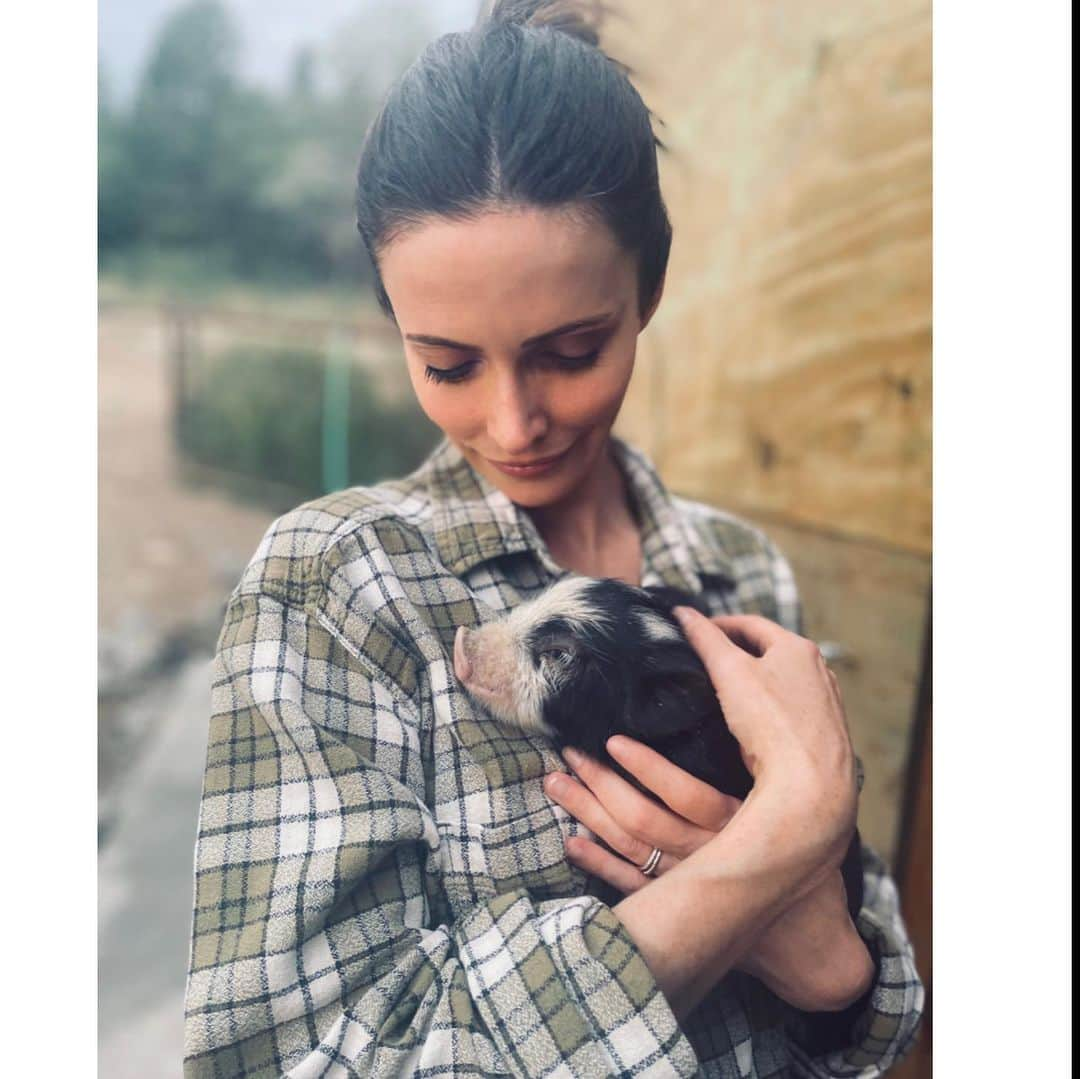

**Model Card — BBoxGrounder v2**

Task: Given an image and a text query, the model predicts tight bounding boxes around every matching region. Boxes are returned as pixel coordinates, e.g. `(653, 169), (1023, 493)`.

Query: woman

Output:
(183, 2), (923, 1075)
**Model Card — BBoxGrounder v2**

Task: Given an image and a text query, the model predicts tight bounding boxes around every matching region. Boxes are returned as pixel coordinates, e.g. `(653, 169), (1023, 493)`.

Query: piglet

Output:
(453, 575), (865, 920)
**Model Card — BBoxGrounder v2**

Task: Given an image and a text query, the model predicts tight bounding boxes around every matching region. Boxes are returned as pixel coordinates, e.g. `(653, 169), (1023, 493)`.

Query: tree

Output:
(126, 0), (284, 267)
(99, 63), (140, 253)
(98, 0), (444, 288)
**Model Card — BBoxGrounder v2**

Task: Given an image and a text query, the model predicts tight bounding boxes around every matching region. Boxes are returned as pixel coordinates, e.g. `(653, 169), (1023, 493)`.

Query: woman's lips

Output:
(485, 444), (573, 478)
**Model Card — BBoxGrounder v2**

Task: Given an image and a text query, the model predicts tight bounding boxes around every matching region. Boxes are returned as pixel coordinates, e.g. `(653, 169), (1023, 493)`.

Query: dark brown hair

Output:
(354, 0), (671, 320)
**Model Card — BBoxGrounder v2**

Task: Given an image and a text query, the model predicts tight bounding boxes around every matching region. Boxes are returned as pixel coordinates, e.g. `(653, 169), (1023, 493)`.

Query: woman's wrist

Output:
(736, 872), (874, 1012)
(723, 782), (853, 898)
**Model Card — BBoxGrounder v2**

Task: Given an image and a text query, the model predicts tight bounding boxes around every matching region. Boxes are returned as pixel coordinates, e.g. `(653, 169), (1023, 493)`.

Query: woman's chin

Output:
(498, 476), (573, 508)
(490, 466), (595, 510)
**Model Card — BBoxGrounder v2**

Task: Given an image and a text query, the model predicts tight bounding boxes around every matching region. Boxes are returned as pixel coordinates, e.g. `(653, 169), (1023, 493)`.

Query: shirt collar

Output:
(424, 439), (539, 576)
(423, 437), (737, 591)
(610, 438), (737, 593)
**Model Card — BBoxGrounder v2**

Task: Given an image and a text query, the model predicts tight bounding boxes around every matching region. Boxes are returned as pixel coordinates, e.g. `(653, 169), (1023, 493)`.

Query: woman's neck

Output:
(525, 442), (642, 584)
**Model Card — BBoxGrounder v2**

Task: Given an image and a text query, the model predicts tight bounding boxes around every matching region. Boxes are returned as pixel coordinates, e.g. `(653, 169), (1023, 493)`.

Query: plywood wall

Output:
(609, 2), (932, 862)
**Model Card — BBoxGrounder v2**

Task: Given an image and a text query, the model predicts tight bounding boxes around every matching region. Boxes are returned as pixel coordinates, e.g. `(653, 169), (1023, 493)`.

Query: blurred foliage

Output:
(177, 345), (441, 496)
(99, 0), (437, 292)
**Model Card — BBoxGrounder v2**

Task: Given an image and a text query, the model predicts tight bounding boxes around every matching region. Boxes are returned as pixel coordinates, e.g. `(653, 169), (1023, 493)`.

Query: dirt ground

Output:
(98, 299), (290, 1073)
(98, 302), (278, 667)
(98, 290), (405, 664)
(98, 299), (294, 807)
(96, 293), (413, 1074)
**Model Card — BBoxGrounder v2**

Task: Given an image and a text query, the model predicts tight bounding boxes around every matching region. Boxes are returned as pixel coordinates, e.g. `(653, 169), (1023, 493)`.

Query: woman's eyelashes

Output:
(424, 360), (477, 384)
(424, 347), (602, 385)
(551, 348), (602, 371)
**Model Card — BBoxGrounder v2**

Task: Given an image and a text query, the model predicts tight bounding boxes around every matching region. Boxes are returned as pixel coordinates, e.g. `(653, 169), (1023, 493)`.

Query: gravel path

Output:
(97, 294), (405, 1071)
(98, 654), (211, 1078)
(98, 301), (287, 1073)
(98, 302), (277, 688)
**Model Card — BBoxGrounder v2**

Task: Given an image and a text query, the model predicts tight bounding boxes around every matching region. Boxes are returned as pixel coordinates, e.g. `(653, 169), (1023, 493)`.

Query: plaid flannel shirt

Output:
(184, 437), (923, 1078)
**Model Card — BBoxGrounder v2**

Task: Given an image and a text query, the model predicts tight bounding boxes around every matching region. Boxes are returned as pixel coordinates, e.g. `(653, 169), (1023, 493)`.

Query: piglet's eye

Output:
(539, 648), (570, 664)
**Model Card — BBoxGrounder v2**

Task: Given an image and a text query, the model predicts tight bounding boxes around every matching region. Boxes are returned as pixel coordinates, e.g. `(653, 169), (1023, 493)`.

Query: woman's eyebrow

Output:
(405, 311), (617, 352)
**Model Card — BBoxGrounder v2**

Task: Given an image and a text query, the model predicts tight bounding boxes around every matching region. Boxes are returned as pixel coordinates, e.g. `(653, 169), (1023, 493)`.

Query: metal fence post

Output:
(169, 302), (191, 447)
(322, 329), (351, 494)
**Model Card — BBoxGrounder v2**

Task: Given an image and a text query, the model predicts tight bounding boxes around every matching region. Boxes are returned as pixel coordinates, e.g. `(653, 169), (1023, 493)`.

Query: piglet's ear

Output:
(642, 586), (710, 616)
(624, 667), (718, 740)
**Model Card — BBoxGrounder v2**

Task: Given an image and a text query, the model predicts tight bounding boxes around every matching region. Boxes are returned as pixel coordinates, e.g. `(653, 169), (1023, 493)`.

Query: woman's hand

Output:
(546, 739), (873, 1012)
(543, 735), (740, 891)
(675, 609), (859, 880)
(546, 608), (858, 892)
(545, 609), (872, 1011)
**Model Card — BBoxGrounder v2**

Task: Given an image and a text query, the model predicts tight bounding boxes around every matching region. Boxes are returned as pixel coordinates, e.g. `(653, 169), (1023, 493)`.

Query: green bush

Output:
(177, 344), (440, 497)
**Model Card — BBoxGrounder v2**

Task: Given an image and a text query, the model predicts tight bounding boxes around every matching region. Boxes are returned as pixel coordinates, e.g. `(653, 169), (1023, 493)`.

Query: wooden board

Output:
(611, 2), (932, 554)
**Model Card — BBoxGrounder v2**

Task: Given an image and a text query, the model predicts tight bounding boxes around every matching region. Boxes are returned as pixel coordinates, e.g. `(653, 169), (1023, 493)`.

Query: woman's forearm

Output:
(612, 786), (838, 1022)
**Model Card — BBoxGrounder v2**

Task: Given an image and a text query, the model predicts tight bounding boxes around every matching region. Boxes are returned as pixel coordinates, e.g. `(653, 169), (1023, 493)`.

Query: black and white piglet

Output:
(453, 575), (864, 919)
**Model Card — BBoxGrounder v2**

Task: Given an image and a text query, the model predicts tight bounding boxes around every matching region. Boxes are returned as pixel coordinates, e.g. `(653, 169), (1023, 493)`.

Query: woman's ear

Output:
(640, 271), (666, 331)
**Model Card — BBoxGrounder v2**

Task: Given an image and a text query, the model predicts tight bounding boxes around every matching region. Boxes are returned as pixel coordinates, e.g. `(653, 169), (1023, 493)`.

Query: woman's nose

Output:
(487, 371), (548, 453)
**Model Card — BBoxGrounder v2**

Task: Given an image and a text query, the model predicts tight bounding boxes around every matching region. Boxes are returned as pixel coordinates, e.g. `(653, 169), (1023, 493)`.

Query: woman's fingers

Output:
(708, 613), (791, 656)
(549, 749), (716, 861)
(671, 607), (760, 689)
(544, 770), (659, 869)
(605, 735), (740, 833)
(564, 836), (661, 895)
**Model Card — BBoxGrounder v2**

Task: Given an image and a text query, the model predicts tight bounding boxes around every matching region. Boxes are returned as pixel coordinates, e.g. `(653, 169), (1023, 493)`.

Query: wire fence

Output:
(157, 298), (441, 508)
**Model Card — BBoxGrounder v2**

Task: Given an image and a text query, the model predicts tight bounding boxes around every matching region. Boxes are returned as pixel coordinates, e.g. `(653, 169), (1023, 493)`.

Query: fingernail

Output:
(544, 773), (565, 795)
(606, 735), (627, 757)
(672, 606), (693, 625)
(562, 746), (582, 767)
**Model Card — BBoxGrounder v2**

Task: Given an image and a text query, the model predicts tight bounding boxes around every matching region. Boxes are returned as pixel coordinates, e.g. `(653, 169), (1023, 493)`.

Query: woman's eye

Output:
(424, 346), (600, 384)
(547, 348), (600, 371)
(424, 361), (476, 384)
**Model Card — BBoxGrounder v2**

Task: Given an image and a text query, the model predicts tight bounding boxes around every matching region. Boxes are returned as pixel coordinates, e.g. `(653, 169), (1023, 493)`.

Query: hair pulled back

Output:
(355, 0), (671, 320)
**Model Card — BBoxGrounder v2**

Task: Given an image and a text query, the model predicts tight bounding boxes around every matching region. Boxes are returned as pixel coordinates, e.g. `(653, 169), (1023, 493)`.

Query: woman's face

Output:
(378, 206), (661, 509)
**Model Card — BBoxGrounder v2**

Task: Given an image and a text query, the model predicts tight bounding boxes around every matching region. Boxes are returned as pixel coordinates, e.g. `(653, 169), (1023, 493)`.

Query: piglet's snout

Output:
(453, 623), (520, 704)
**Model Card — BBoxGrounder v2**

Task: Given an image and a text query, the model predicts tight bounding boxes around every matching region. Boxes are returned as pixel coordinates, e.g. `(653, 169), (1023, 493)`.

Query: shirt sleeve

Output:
(183, 588), (698, 1079)
(786, 843), (925, 1077)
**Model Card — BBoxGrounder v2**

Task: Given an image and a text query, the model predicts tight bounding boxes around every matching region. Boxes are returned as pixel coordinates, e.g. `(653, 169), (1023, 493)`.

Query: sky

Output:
(99, 0), (484, 101)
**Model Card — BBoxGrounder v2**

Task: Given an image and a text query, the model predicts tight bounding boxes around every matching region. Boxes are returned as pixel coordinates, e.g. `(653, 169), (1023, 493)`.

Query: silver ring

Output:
(638, 847), (663, 877)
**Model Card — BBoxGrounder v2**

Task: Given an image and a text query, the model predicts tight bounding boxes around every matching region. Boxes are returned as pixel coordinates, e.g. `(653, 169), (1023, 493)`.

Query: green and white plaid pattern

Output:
(184, 438), (923, 1078)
